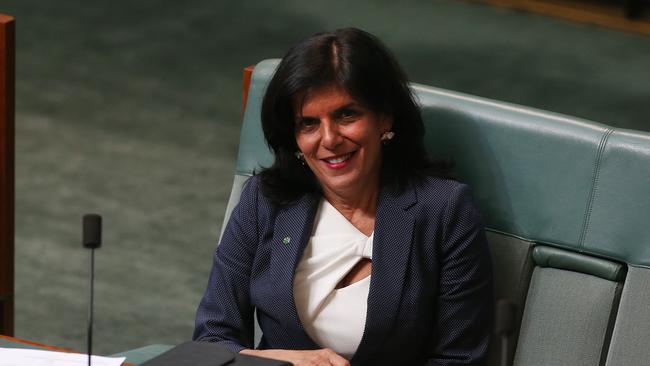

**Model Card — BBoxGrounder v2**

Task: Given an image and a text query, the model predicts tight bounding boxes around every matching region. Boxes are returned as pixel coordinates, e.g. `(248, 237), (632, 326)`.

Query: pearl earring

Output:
(380, 131), (395, 144)
(294, 151), (305, 165)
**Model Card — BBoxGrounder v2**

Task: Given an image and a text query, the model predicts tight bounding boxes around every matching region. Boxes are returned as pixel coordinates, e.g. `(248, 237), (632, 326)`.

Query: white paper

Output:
(0, 347), (126, 366)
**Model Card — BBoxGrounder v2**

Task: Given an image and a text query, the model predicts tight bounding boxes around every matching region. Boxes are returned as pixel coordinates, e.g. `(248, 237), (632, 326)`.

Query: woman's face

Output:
(294, 85), (392, 199)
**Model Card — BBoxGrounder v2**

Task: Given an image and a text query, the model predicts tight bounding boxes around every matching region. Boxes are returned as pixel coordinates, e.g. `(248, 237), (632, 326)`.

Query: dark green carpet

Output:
(2, 0), (649, 355)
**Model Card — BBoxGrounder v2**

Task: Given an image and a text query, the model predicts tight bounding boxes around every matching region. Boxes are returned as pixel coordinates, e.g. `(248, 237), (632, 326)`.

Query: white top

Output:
(293, 199), (373, 359)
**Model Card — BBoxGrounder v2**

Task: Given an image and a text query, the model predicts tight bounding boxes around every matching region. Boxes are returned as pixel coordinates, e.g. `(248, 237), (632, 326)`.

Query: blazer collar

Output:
(267, 184), (418, 353)
(268, 192), (320, 349)
(352, 184), (418, 363)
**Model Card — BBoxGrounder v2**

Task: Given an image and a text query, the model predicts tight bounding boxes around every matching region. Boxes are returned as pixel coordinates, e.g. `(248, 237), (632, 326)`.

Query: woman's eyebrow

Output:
(332, 102), (360, 114)
(337, 102), (358, 109)
(295, 101), (361, 120)
(294, 116), (318, 124)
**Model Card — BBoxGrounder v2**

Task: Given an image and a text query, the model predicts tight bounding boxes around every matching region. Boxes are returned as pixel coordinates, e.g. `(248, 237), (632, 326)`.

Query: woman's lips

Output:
(322, 152), (355, 169)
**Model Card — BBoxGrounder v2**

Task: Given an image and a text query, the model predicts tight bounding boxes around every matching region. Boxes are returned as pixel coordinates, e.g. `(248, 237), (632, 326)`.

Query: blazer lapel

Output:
(352, 185), (417, 363)
(268, 193), (320, 349)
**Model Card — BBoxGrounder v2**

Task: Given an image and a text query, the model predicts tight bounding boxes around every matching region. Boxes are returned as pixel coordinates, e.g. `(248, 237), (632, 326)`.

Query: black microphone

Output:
(495, 299), (517, 366)
(83, 214), (102, 366)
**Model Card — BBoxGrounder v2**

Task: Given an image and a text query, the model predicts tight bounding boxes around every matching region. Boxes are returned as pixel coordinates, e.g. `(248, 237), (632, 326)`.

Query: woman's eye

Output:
(296, 118), (318, 131)
(339, 108), (358, 120)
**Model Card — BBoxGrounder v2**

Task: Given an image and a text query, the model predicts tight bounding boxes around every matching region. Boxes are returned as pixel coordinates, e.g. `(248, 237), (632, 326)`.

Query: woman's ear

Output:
(380, 114), (394, 133)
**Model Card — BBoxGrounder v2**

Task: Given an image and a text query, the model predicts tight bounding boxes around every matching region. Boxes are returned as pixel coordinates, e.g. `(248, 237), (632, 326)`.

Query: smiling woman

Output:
(293, 85), (391, 230)
(257, 28), (442, 207)
(193, 28), (493, 366)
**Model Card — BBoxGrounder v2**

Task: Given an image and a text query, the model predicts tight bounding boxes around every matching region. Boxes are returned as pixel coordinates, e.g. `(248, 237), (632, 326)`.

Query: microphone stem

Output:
(88, 248), (95, 366)
(500, 335), (509, 366)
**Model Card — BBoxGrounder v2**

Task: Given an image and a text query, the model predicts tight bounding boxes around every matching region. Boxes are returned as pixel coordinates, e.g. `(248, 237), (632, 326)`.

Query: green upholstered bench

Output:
(121, 59), (650, 366)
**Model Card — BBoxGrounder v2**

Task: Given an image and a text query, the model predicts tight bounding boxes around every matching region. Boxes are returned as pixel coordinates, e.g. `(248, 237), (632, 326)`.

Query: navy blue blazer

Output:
(194, 175), (493, 366)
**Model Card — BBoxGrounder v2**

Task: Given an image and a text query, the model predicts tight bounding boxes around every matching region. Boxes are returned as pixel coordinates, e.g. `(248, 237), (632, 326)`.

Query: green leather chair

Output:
(229, 59), (650, 366)
(120, 59), (650, 365)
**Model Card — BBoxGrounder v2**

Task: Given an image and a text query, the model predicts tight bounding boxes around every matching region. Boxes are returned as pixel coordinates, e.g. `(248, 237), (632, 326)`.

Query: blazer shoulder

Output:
(227, 175), (275, 236)
(410, 176), (484, 227)
(239, 175), (275, 212)
(413, 176), (473, 204)
(239, 175), (305, 228)
(240, 174), (260, 197)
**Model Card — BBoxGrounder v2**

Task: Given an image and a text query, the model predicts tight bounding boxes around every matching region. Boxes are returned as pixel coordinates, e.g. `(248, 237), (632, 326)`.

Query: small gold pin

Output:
(282, 236), (291, 245)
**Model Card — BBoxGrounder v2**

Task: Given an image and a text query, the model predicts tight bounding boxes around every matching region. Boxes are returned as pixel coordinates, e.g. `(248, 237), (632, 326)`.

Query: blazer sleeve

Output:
(193, 177), (260, 353)
(427, 183), (494, 366)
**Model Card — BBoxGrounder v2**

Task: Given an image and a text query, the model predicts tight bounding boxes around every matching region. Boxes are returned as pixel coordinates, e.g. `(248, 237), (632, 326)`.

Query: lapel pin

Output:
(282, 236), (291, 245)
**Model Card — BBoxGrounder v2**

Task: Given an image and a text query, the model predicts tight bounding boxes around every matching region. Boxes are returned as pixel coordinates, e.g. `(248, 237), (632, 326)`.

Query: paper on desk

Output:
(0, 347), (126, 366)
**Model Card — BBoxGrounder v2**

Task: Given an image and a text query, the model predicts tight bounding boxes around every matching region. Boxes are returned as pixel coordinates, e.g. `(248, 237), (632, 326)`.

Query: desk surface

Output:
(0, 335), (136, 366)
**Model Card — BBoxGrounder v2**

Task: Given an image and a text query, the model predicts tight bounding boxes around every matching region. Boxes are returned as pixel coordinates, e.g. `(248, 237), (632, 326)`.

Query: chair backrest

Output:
(224, 59), (650, 366)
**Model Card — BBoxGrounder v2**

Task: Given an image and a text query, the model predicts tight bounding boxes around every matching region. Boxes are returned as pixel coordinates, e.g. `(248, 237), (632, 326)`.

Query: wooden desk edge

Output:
(242, 64), (255, 112)
(0, 12), (16, 336)
(0, 14), (15, 24)
(0, 335), (136, 366)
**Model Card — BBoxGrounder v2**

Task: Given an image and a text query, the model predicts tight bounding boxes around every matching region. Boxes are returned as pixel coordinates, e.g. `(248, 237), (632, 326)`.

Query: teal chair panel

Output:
(235, 59), (277, 176)
(513, 266), (621, 366)
(417, 83), (607, 249)
(582, 130), (650, 267)
(605, 266), (650, 366)
(532, 245), (626, 281)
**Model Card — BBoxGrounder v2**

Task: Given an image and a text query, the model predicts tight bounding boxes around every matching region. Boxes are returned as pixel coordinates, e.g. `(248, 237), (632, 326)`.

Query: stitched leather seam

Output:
(579, 129), (614, 250)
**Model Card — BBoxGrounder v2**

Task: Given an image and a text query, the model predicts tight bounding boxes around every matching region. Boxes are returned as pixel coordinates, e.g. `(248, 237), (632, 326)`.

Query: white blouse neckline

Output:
(312, 199), (372, 239)
(294, 199), (374, 359)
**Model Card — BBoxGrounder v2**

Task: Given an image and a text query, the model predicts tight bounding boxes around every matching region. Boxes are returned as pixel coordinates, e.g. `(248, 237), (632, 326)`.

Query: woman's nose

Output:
(320, 120), (343, 149)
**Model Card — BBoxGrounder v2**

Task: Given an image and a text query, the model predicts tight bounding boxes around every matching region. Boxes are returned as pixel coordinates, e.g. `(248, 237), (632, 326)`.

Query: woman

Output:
(194, 28), (493, 366)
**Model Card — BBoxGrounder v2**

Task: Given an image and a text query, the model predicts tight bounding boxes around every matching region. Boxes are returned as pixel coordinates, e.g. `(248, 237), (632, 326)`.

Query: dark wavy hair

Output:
(258, 27), (448, 204)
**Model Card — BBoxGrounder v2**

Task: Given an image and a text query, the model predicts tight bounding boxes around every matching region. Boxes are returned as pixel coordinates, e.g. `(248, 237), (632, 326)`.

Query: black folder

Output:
(140, 341), (291, 366)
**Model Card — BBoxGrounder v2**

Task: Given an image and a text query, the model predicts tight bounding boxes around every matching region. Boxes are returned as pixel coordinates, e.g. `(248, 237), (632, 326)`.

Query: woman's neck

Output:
(322, 183), (379, 236)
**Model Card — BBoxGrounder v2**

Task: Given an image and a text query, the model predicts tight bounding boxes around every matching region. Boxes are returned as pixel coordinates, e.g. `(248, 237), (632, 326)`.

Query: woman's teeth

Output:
(325, 153), (352, 164)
